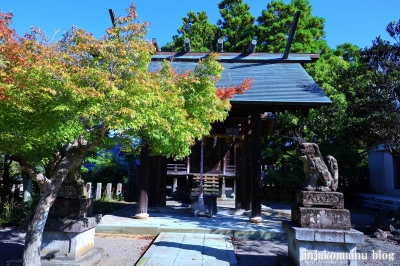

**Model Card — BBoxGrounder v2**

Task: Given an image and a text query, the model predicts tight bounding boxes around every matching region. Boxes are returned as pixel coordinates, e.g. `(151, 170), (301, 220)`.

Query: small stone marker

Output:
(96, 183), (102, 200)
(116, 183), (122, 197)
(86, 182), (92, 198)
(106, 183), (112, 199)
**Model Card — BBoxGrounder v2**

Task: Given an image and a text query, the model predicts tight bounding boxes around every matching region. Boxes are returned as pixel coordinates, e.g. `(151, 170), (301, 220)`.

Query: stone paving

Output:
(96, 200), (289, 239)
(95, 199), (290, 266)
(137, 233), (237, 266)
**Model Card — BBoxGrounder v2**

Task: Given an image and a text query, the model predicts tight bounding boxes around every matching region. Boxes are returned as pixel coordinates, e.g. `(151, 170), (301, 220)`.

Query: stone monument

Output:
(40, 175), (102, 265)
(279, 143), (364, 266)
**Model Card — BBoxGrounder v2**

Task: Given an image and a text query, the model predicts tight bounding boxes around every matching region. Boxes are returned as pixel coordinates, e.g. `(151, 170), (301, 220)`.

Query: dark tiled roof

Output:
(149, 57), (331, 109)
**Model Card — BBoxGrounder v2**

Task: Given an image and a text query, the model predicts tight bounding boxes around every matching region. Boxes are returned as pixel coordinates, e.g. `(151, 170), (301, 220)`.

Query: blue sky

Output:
(1, 1), (399, 50)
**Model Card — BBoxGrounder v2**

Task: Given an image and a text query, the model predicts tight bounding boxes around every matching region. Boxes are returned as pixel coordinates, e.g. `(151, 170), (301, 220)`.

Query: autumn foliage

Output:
(216, 77), (253, 99)
(0, 4), (252, 265)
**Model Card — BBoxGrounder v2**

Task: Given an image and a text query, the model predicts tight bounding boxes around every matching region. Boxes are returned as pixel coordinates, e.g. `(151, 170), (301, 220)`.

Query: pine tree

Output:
(162, 11), (218, 52)
(217, 0), (256, 52)
(256, 0), (328, 53)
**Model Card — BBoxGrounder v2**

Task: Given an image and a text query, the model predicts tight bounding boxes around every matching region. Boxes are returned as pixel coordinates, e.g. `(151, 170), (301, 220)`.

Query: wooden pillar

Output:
(244, 119), (252, 211)
(148, 156), (156, 207)
(235, 119), (252, 211)
(136, 145), (150, 219)
(249, 110), (263, 223)
(149, 156), (167, 207)
(235, 124), (243, 210)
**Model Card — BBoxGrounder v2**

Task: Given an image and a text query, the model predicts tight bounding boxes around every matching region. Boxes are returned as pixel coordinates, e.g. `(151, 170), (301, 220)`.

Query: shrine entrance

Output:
(138, 50), (331, 222)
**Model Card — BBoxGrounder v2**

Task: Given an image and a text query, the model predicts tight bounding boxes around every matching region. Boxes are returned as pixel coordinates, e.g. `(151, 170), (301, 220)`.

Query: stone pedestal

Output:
(41, 183), (102, 265)
(48, 198), (93, 219)
(291, 206), (351, 230)
(281, 221), (364, 266)
(280, 190), (364, 266)
(41, 219), (98, 260)
(40, 213), (102, 264)
(291, 191), (350, 230)
(296, 191), (344, 209)
(58, 182), (89, 199)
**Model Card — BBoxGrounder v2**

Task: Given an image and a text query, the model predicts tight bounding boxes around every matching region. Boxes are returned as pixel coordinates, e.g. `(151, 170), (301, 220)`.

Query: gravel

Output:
(93, 233), (155, 266)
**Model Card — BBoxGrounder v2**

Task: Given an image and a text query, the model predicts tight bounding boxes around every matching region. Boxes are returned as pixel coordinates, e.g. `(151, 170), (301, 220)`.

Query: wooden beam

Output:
(283, 11), (301, 60)
(151, 51), (319, 63)
(108, 9), (116, 27)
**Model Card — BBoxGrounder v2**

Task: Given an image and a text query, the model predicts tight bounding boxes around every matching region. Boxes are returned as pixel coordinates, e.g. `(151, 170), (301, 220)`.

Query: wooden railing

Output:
(167, 158), (190, 175)
(191, 174), (219, 195)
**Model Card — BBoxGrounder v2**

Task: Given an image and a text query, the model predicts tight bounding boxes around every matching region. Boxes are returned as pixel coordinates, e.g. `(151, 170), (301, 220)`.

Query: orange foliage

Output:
(216, 78), (253, 99)
(0, 12), (59, 101)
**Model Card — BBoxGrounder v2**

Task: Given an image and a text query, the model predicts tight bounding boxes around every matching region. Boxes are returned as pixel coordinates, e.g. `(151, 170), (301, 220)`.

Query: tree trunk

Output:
(21, 152), (82, 265)
(20, 125), (106, 265)
(23, 191), (57, 265)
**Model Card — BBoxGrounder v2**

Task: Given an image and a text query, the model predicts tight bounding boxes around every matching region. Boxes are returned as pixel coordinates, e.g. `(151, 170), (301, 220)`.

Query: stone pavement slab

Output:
(95, 200), (289, 265)
(136, 232), (236, 266)
(96, 201), (289, 240)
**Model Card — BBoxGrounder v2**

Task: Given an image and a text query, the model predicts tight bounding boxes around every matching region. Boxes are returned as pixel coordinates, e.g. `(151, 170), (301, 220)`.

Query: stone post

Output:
(86, 182), (92, 199)
(106, 183), (112, 199)
(116, 183), (122, 198)
(95, 183), (102, 200)
(22, 172), (32, 202)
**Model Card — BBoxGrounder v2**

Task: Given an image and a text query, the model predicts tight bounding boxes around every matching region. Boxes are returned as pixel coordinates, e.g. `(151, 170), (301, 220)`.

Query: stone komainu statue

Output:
(298, 143), (338, 192)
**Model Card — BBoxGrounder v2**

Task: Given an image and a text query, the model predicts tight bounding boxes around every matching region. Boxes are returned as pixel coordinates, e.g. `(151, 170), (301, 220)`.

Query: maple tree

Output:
(0, 4), (251, 265)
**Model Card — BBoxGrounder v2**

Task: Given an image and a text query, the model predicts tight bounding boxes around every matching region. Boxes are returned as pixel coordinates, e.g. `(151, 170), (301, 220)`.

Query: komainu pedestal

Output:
(40, 182), (102, 265)
(296, 191), (344, 209)
(282, 191), (364, 265)
(292, 191), (350, 230)
(282, 221), (364, 266)
(279, 143), (364, 266)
